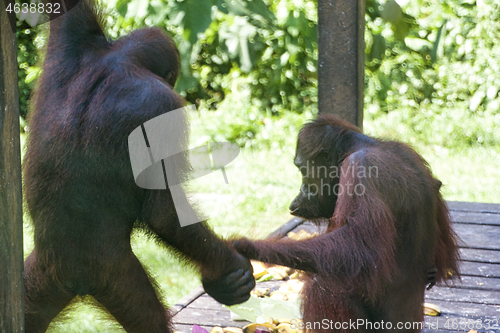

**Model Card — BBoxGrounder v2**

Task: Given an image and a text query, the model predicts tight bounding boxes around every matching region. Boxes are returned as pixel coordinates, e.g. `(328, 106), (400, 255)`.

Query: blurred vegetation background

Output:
(15, 0), (500, 331)
(17, 0), (500, 149)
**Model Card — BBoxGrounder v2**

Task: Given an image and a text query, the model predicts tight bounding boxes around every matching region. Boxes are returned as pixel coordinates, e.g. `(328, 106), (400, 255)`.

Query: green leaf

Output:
(470, 90), (486, 111)
(178, 38), (194, 72)
(430, 20), (447, 63)
(25, 12), (43, 27)
(170, 0), (213, 44)
(147, 0), (170, 26)
(25, 66), (41, 84)
(280, 51), (290, 67)
(219, 17), (257, 72)
(381, 0), (402, 23)
(127, 0), (149, 19)
(175, 72), (199, 92)
(215, 0), (229, 14)
(370, 33), (386, 61)
(115, 0), (130, 17)
(223, 0), (275, 25)
(285, 10), (310, 38)
(392, 19), (410, 41)
(404, 37), (433, 52)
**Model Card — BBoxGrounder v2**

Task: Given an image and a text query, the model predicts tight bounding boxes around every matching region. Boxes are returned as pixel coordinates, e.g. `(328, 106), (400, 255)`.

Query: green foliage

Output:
(364, 0), (500, 148)
(16, 21), (38, 118)
(16, 0), (500, 149)
(103, 0), (499, 148)
(194, 78), (312, 149)
(103, 0), (318, 115)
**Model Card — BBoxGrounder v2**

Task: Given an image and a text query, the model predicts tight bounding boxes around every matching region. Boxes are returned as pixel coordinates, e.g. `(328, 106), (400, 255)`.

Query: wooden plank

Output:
(447, 201), (500, 214)
(450, 276), (500, 291)
(171, 217), (306, 315)
(424, 299), (500, 319)
(425, 286), (500, 305)
(284, 220), (328, 238)
(450, 211), (500, 226)
(173, 308), (249, 327)
(459, 261), (500, 278)
(171, 286), (205, 316)
(188, 295), (223, 310)
(423, 315), (499, 333)
(454, 224), (500, 250)
(0, 5), (24, 333)
(174, 204), (500, 330)
(267, 217), (305, 239)
(187, 280), (284, 310)
(421, 329), (456, 333)
(460, 248), (500, 264)
(317, 0), (365, 127)
(175, 324), (203, 333)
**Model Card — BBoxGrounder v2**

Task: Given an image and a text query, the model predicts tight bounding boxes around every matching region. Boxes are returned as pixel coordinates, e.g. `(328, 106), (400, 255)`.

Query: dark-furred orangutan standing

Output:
(234, 115), (460, 333)
(23, 1), (254, 332)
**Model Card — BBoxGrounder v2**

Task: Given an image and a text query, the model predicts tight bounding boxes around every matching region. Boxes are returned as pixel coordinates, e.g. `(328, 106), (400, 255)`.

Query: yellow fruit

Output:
(423, 303), (441, 316)
(267, 265), (290, 280)
(223, 328), (243, 333)
(288, 271), (300, 279)
(278, 280), (304, 293)
(275, 323), (302, 333)
(251, 260), (268, 279)
(287, 230), (318, 241)
(242, 323), (276, 333)
(211, 327), (224, 333)
(251, 287), (271, 297)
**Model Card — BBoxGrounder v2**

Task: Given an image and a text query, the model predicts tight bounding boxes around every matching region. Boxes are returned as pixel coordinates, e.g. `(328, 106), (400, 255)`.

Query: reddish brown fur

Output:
(235, 114), (460, 332)
(23, 1), (253, 332)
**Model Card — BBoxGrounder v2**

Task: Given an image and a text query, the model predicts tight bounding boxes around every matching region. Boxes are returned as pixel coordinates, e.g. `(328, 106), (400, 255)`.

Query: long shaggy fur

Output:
(23, 1), (252, 332)
(235, 114), (460, 333)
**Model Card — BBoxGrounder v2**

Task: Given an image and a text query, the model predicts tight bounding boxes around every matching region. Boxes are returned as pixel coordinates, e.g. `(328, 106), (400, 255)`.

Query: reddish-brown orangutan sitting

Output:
(23, 1), (254, 332)
(234, 115), (460, 333)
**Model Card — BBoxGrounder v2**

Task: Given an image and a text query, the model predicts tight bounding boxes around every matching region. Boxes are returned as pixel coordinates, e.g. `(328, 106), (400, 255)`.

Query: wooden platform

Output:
(172, 201), (500, 332)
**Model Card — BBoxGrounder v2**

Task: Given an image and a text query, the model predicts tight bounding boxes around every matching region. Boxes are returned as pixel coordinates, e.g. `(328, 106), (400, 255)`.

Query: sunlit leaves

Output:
(365, 0), (500, 148)
(404, 37), (432, 52)
(223, 0), (276, 26)
(380, 0), (402, 23)
(170, 0), (213, 44)
(219, 17), (257, 72)
(127, 0), (149, 19)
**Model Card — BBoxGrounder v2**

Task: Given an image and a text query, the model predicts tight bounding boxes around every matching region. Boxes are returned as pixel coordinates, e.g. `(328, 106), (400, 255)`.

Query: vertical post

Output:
(0, 4), (25, 333)
(317, 0), (365, 129)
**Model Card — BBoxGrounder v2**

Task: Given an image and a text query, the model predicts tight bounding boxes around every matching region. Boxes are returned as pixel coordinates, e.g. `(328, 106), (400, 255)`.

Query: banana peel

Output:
(278, 280), (304, 293)
(242, 323), (276, 333)
(251, 287), (271, 297)
(287, 230), (318, 241)
(242, 321), (303, 333)
(223, 328), (243, 333)
(270, 279), (304, 301)
(211, 328), (224, 333)
(251, 260), (295, 280)
(423, 303), (441, 316)
(288, 271), (303, 280)
(275, 323), (301, 333)
(267, 265), (291, 280)
(251, 260), (268, 279)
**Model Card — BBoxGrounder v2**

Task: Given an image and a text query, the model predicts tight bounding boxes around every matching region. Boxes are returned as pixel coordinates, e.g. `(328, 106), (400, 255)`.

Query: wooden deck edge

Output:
(173, 202), (498, 315)
(447, 201), (500, 213)
(171, 285), (205, 316)
(266, 217), (305, 239)
(172, 217), (306, 317)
